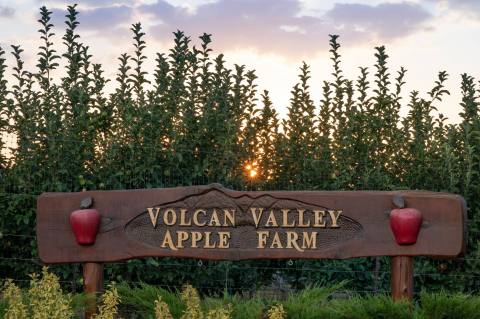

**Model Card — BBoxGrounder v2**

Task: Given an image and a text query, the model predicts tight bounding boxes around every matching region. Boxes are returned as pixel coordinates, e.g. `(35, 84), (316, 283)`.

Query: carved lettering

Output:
(297, 209), (310, 227)
(179, 209), (191, 226)
(250, 208), (264, 228)
(329, 210), (342, 228)
(286, 231), (303, 252)
(257, 231), (269, 248)
(313, 210), (326, 227)
(191, 231), (203, 248)
(282, 209), (295, 227)
(302, 231), (317, 249)
(218, 232), (231, 248)
(271, 232), (283, 248)
(138, 205), (350, 253)
(223, 209), (235, 227)
(204, 232), (216, 248)
(147, 207), (160, 228)
(208, 209), (221, 226)
(161, 230), (178, 251)
(176, 231), (189, 248)
(193, 209), (207, 226)
(163, 208), (177, 226)
(265, 210), (279, 227)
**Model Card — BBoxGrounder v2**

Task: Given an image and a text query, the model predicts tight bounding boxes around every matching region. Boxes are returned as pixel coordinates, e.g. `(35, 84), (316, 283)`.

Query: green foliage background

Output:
(1, 6), (479, 295)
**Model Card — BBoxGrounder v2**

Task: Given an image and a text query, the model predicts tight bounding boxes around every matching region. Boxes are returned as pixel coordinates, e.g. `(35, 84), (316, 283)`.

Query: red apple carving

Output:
(390, 207), (422, 245)
(70, 204), (101, 245)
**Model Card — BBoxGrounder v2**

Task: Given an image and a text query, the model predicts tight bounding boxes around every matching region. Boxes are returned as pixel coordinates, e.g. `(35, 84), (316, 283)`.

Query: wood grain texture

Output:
(36, 184), (467, 263)
(83, 262), (103, 319)
(391, 256), (414, 301)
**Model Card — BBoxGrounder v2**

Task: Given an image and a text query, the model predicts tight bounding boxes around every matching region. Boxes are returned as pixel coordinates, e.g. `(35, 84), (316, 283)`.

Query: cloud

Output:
(51, 5), (133, 31)
(326, 2), (432, 40)
(76, 5), (133, 29)
(38, 0), (432, 57)
(141, 0), (326, 56)
(442, 0), (480, 19)
(140, 0), (432, 57)
(35, 0), (141, 8)
(0, 5), (15, 18)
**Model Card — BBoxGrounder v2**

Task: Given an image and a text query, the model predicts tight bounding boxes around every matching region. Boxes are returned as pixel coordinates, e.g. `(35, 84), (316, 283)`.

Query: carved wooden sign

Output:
(36, 184), (466, 263)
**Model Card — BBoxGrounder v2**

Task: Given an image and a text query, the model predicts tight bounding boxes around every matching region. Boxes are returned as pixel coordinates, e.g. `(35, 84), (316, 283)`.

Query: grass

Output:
(415, 291), (480, 319)
(117, 282), (185, 319)
(282, 284), (343, 319)
(204, 293), (265, 319)
(3, 277), (480, 318)
(114, 283), (480, 319)
(327, 295), (411, 319)
(0, 299), (7, 319)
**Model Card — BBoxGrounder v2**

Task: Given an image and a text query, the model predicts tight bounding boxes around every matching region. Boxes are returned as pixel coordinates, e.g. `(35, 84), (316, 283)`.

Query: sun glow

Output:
(245, 161), (259, 179)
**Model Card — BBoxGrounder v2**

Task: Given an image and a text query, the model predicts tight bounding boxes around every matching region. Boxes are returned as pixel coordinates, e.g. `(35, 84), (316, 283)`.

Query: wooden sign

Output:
(36, 184), (466, 263)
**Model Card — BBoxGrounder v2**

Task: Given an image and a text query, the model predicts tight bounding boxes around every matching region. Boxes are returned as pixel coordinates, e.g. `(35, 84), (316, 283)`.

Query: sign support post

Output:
(83, 262), (104, 319)
(391, 256), (414, 301)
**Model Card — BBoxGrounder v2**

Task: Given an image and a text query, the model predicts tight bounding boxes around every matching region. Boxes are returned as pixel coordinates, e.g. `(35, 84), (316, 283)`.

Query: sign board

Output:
(36, 184), (466, 263)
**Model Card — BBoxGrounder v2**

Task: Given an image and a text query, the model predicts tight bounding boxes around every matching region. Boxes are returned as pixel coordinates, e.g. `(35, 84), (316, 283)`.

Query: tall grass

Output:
(117, 282), (184, 318)
(417, 291), (480, 319)
(3, 276), (480, 318)
(114, 282), (480, 319)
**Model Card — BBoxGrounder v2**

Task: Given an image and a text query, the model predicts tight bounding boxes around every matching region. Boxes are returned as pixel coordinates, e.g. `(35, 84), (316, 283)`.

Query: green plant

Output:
(0, 298), (8, 319)
(282, 285), (341, 319)
(206, 305), (232, 319)
(210, 294), (264, 319)
(267, 304), (286, 319)
(327, 295), (411, 319)
(416, 291), (480, 319)
(94, 283), (120, 319)
(181, 284), (203, 319)
(117, 281), (184, 318)
(28, 267), (73, 319)
(3, 280), (27, 319)
(155, 296), (174, 319)
(2, 267), (75, 319)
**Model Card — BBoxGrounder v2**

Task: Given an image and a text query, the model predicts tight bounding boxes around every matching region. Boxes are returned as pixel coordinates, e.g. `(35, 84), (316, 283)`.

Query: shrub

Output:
(206, 306), (232, 319)
(2, 267), (74, 319)
(2, 280), (27, 319)
(181, 284), (204, 319)
(94, 283), (120, 319)
(267, 304), (286, 319)
(155, 296), (174, 319)
(28, 267), (73, 319)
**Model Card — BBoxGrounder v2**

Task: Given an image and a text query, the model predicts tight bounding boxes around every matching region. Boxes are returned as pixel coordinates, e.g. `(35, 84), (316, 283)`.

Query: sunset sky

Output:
(0, 0), (479, 123)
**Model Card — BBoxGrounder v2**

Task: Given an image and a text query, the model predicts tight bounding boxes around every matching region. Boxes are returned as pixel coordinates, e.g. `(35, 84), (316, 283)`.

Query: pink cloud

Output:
(43, 1), (433, 57)
(142, 0), (432, 56)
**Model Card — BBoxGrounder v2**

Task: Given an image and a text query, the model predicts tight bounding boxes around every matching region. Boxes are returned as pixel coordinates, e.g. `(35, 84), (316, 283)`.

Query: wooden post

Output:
(391, 256), (414, 301)
(83, 262), (104, 319)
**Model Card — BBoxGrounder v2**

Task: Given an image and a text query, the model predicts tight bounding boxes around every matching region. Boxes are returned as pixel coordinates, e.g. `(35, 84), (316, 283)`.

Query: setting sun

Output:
(245, 162), (259, 179)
